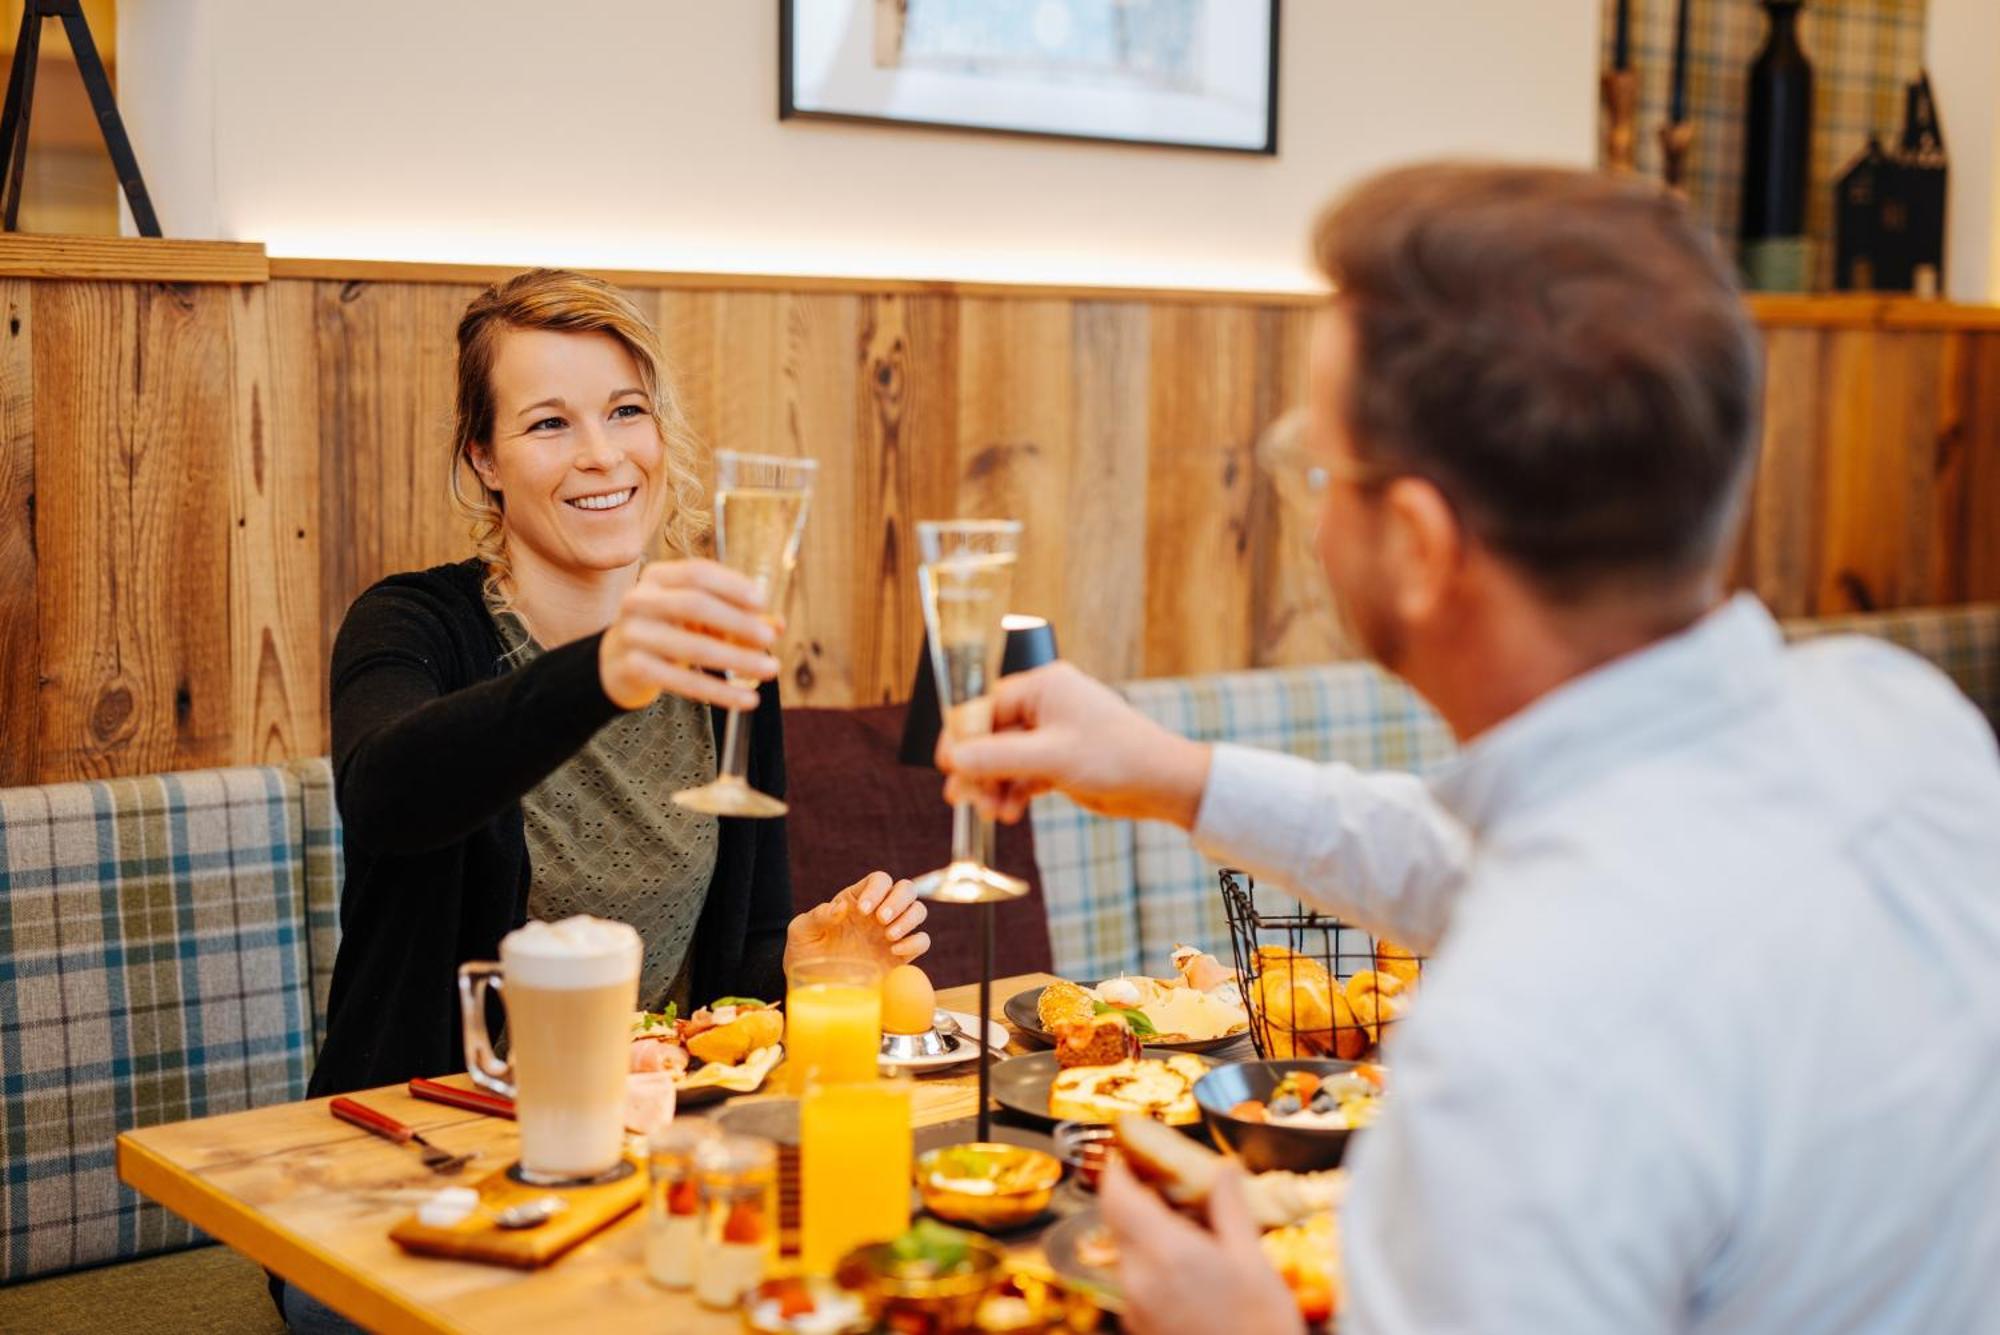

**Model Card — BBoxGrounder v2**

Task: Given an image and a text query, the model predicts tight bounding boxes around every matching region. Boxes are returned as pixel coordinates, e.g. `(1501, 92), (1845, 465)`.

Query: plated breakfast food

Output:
(1229, 1064), (1386, 1130)
(1046, 1052), (1212, 1127)
(1015, 947), (1251, 1059)
(625, 997), (784, 1123)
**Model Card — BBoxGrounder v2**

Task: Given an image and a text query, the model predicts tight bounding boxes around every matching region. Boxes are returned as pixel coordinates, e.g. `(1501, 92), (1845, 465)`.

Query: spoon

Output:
(494, 1196), (567, 1230)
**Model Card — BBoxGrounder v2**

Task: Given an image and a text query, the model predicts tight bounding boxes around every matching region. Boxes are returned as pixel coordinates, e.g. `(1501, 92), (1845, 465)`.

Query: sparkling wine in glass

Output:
(671, 450), (816, 819)
(908, 519), (1029, 904)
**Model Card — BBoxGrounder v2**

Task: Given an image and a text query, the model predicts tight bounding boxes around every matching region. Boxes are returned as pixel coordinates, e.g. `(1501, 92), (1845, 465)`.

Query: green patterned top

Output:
(490, 595), (720, 1011)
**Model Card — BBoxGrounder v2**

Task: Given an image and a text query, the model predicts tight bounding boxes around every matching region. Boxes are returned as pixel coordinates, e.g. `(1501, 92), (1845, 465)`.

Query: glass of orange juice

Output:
(799, 1077), (912, 1274)
(785, 956), (883, 1093)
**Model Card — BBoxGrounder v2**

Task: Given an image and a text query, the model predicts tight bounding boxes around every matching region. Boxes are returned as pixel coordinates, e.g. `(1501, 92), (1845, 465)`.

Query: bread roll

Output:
(1250, 947), (1336, 1059)
(1345, 970), (1407, 1047)
(1374, 939), (1420, 987)
(1292, 987), (1365, 1061)
(1113, 1114), (1344, 1230)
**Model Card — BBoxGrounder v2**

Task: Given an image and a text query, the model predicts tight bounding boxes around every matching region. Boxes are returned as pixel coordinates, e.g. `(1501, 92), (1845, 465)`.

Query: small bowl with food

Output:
(835, 1219), (1006, 1331)
(1050, 1120), (1117, 1192)
(914, 1142), (1063, 1230)
(1194, 1059), (1385, 1174)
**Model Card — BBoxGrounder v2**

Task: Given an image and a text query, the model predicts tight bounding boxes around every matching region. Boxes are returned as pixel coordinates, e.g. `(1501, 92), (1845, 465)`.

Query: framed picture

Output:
(780, 0), (1280, 156)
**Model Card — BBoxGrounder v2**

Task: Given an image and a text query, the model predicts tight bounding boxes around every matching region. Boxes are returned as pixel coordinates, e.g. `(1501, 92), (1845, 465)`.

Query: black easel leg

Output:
(60, 9), (160, 236)
(2, 12), (42, 232)
(0, 8), (38, 223)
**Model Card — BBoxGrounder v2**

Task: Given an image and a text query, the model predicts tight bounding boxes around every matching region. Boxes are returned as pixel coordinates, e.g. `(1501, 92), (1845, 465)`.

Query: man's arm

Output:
(939, 663), (1472, 950)
(1191, 744), (1470, 952)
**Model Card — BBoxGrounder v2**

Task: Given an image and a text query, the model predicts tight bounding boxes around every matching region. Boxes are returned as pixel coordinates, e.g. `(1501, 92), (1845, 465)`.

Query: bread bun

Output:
(1346, 969), (1408, 1046)
(1374, 939), (1420, 987)
(1250, 947), (1336, 1058)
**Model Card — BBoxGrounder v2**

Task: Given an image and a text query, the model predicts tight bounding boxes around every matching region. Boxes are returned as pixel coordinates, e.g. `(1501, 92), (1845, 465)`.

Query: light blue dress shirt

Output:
(1193, 595), (2000, 1333)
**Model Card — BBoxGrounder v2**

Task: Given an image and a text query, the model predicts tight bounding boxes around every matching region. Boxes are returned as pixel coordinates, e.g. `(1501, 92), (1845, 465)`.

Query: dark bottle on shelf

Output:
(1739, 0), (1814, 292)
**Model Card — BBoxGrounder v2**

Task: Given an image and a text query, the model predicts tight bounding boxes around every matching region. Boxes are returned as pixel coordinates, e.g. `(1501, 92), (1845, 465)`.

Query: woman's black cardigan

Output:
(306, 559), (790, 1097)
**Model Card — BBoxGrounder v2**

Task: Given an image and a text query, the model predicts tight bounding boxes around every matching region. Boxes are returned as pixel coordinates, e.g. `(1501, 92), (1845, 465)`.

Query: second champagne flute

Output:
(908, 519), (1029, 904)
(672, 449), (817, 819)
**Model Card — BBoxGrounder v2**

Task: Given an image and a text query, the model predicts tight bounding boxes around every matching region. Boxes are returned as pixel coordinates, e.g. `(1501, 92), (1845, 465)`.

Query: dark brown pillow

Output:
(781, 703), (1054, 990)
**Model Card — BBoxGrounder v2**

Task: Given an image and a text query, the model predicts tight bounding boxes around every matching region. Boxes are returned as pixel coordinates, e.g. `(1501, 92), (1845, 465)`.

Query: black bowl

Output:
(1194, 1059), (1361, 1174)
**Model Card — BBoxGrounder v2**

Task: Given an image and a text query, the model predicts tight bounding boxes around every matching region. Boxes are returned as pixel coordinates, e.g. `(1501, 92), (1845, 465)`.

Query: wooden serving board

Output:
(389, 1156), (646, 1269)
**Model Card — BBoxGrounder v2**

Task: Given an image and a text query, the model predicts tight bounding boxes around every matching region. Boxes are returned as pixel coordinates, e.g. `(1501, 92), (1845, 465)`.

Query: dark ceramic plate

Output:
(1002, 984), (1251, 1055)
(1194, 1058), (1365, 1174)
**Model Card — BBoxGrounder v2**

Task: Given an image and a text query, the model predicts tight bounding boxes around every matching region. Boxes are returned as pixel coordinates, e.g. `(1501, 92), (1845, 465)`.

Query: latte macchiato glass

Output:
(458, 915), (641, 1184)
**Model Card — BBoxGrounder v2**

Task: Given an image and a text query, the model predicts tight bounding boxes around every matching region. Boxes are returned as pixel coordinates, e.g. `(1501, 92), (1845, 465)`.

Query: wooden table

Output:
(118, 972), (1061, 1335)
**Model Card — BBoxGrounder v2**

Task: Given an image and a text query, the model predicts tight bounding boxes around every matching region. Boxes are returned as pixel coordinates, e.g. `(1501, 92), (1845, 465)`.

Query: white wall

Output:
(117, 0), (1598, 292)
(1928, 0), (2000, 303)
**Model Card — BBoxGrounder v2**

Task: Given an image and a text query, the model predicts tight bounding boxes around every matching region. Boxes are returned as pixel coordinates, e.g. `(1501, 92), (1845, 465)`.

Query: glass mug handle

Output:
(457, 961), (516, 1101)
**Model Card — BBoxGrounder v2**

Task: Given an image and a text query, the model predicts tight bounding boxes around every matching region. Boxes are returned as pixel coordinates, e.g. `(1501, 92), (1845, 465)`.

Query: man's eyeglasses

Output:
(1254, 410), (1395, 500)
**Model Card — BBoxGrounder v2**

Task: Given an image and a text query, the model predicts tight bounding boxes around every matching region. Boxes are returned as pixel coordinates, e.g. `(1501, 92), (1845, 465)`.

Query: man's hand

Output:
(1099, 1155), (1305, 1335)
(783, 871), (930, 973)
(935, 662), (1213, 828)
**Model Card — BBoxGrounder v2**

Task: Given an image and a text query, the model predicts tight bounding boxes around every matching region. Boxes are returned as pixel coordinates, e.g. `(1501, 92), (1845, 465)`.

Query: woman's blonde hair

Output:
(450, 268), (709, 610)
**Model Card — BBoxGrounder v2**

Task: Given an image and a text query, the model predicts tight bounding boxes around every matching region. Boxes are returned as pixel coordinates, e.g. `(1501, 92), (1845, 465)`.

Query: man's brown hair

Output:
(1313, 163), (1762, 596)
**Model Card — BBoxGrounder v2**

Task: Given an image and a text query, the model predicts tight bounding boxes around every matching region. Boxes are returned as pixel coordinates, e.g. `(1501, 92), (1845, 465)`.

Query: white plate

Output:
(879, 1010), (1009, 1075)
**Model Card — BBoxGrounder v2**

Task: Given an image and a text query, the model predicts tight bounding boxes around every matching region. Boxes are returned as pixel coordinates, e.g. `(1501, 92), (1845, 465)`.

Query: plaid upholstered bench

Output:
(0, 761), (341, 1331)
(1029, 601), (2000, 982)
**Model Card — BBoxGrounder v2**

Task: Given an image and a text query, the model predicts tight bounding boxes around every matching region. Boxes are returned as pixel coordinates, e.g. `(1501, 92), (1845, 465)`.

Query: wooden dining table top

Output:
(117, 972), (1066, 1335)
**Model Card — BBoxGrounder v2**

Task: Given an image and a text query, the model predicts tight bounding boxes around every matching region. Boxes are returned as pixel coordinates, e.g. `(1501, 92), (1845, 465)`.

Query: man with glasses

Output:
(939, 164), (2000, 1333)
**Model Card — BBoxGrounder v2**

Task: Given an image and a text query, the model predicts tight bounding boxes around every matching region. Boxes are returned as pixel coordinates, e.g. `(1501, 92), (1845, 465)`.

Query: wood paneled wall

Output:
(2, 261), (1997, 786)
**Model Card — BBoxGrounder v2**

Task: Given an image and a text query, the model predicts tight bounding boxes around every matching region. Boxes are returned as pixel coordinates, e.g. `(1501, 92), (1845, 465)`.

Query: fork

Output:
(330, 1097), (479, 1175)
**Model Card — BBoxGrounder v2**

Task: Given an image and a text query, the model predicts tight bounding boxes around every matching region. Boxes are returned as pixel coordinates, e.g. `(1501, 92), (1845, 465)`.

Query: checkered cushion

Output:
(1783, 603), (2000, 732)
(0, 767), (323, 1282)
(1031, 664), (1456, 981)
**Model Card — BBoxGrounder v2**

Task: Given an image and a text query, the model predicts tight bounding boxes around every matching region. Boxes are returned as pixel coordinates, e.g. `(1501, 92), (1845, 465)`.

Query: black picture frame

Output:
(779, 0), (1280, 157)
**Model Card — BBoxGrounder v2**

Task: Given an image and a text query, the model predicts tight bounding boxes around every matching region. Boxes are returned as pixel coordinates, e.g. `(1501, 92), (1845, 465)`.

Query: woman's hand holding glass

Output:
(784, 871), (931, 973)
(598, 559), (783, 713)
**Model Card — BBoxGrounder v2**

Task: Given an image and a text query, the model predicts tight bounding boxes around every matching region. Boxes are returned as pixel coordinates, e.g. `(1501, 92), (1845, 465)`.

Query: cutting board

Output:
(389, 1157), (646, 1269)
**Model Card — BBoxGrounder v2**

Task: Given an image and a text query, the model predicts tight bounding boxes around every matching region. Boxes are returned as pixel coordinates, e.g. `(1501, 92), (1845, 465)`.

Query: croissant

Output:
(687, 1006), (784, 1066)
(1251, 947), (1337, 1059)
(1374, 939), (1421, 987)
(1345, 969), (1408, 1046)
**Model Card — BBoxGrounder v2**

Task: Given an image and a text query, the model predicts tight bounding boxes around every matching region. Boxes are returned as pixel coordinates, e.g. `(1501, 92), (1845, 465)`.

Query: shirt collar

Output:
(1429, 593), (1784, 834)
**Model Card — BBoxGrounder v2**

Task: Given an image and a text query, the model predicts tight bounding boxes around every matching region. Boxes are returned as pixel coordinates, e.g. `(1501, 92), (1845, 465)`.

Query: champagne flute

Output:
(672, 450), (816, 819)
(908, 519), (1030, 904)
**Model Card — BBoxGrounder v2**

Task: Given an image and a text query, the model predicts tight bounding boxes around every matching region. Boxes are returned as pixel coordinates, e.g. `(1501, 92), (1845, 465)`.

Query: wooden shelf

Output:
(0, 234), (267, 283)
(2, 238), (1998, 329)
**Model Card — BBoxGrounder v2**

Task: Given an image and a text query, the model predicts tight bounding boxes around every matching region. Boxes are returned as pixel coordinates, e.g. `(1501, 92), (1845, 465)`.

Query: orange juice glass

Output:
(798, 1078), (912, 1274)
(785, 956), (883, 1093)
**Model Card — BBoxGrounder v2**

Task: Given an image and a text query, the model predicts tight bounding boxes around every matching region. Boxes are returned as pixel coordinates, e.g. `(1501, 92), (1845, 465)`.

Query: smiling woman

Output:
(306, 270), (932, 1108)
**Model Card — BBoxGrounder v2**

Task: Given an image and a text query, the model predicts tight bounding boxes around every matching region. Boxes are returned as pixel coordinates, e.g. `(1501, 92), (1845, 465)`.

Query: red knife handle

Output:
(408, 1077), (517, 1120)
(330, 1096), (414, 1144)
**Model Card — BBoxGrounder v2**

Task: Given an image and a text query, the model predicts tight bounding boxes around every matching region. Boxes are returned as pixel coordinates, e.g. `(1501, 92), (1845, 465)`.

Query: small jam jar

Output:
(645, 1119), (720, 1290)
(693, 1133), (779, 1310)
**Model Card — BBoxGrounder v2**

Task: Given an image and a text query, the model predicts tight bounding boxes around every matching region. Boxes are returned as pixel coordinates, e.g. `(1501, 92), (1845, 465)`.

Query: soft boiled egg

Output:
(881, 963), (937, 1036)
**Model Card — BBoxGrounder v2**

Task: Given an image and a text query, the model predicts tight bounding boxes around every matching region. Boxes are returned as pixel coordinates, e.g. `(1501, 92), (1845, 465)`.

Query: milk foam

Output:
(501, 915), (641, 989)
